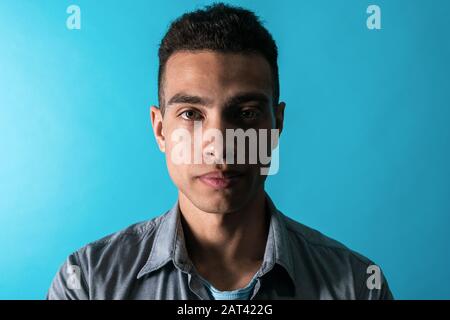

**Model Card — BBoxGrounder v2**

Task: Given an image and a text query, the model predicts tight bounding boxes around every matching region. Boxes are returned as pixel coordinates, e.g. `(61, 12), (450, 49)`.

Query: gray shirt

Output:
(47, 192), (393, 300)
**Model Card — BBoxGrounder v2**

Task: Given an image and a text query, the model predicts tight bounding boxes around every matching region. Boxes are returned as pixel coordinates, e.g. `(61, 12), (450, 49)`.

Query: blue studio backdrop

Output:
(0, 0), (449, 299)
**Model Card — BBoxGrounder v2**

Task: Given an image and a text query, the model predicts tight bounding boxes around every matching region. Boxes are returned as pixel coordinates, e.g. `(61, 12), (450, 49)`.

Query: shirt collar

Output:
(137, 191), (296, 286)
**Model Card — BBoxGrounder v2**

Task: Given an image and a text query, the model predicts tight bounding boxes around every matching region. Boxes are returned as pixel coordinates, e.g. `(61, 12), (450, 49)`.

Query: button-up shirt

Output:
(47, 192), (393, 299)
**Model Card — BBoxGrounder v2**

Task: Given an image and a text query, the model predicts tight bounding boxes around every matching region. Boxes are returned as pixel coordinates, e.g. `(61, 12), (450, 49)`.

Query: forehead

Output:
(163, 50), (273, 104)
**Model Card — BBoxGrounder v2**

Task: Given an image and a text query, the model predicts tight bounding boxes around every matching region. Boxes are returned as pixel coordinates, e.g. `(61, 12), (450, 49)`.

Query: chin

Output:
(190, 189), (247, 214)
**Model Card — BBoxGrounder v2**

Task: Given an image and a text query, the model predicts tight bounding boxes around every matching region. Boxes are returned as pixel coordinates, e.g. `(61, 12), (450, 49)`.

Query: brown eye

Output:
(240, 109), (260, 120)
(180, 109), (202, 121)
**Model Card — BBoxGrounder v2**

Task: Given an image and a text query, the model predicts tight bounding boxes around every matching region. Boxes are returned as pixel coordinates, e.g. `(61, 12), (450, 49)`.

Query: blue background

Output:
(0, 0), (449, 299)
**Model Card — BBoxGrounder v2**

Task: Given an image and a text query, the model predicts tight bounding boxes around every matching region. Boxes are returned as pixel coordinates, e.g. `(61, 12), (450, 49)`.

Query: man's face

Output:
(151, 50), (285, 214)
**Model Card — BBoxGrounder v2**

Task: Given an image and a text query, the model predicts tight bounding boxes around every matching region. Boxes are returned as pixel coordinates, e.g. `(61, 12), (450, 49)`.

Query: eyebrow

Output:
(167, 93), (212, 107)
(166, 92), (270, 109)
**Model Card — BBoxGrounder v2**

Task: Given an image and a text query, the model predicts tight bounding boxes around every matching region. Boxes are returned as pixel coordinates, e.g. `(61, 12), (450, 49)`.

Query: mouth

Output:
(196, 170), (245, 189)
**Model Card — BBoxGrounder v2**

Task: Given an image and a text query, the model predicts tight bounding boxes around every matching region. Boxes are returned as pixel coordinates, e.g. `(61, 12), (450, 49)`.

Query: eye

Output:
(239, 108), (261, 121)
(179, 109), (203, 121)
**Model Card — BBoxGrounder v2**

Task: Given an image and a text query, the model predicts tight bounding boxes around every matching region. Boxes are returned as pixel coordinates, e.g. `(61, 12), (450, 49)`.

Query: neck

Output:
(179, 187), (269, 265)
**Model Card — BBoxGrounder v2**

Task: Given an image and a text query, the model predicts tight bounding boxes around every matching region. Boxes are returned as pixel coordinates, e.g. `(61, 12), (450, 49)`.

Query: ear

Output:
(275, 101), (286, 135)
(150, 106), (165, 153)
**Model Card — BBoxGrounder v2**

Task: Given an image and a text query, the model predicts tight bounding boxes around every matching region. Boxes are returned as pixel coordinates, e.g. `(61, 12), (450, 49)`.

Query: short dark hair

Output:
(157, 2), (279, 115)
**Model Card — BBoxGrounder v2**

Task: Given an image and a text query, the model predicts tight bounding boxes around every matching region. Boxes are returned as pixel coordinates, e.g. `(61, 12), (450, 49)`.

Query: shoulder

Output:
(77, 214), (164, 255)
(73, 212), (170, 272)
(47, 212), (168, 300)
(282, 213), (371, 266)
(279, 212), (393, 299)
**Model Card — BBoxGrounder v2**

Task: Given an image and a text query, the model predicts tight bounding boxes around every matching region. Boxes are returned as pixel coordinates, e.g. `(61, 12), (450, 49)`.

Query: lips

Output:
(197, 170), (244, 189)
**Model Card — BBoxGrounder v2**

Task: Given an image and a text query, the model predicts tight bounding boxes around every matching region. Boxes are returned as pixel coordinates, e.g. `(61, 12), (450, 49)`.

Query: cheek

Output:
(164, 135), (195, 187)
(164, 123), (193, 159)
(166, 157), (192, 189)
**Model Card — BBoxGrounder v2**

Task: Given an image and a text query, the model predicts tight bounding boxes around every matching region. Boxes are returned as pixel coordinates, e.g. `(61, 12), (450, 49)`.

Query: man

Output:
(47, 3), (393, 300)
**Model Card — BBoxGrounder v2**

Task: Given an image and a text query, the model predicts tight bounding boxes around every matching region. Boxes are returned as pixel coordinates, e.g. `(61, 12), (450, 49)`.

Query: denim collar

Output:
(137, 191), (296, 286)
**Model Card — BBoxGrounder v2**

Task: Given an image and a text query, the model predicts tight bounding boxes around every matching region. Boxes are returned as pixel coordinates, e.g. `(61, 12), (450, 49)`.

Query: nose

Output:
(200, 113), (235, 165)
